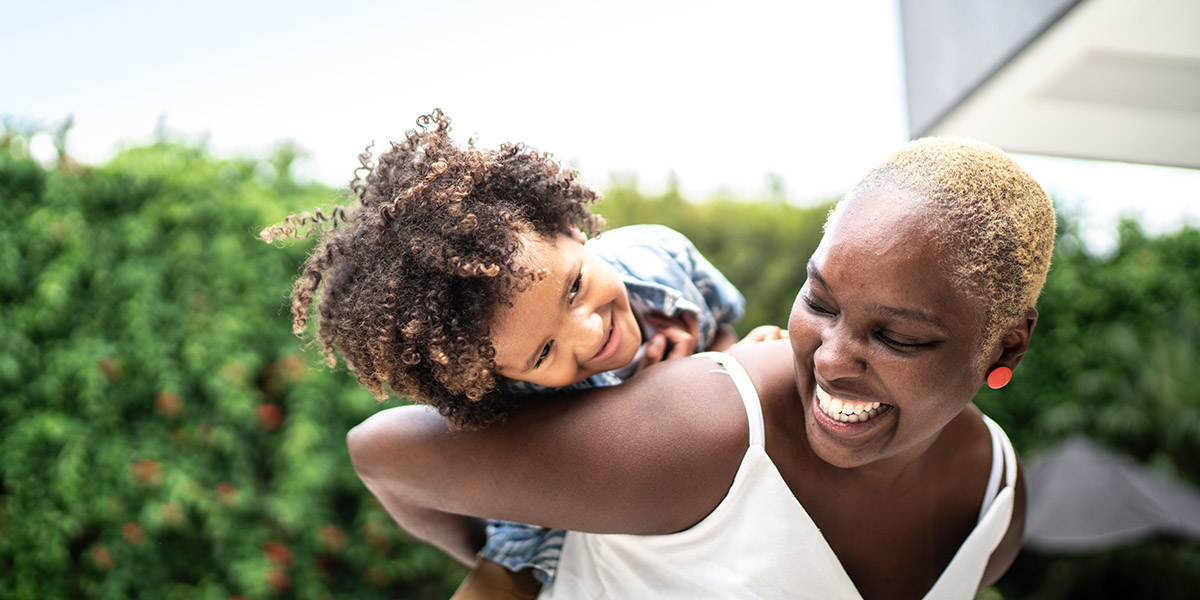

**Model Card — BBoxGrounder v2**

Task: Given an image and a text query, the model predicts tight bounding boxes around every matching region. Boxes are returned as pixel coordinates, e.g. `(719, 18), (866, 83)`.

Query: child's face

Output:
(491, 229), (642, 388)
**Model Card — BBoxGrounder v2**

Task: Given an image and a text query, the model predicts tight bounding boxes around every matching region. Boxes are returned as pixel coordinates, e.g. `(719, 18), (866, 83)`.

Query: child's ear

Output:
(568, 226), (587, 245)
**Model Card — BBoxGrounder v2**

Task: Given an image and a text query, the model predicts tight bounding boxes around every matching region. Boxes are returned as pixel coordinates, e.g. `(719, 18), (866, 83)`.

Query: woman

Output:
(348, 137), (1056, 598)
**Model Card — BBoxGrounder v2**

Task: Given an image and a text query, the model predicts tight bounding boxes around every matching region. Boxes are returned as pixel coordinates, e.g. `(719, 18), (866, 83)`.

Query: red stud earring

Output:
(987, 366), (1012, 389)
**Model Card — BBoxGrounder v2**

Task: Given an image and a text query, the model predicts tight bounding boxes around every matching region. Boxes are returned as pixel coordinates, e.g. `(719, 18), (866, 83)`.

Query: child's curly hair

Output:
(263, 110), (605, 428)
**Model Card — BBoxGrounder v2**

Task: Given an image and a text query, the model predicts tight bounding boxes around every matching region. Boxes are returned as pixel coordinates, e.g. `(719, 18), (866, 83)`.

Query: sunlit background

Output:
(4, 0), (1198, 254)
(6, 1), (1200, 597)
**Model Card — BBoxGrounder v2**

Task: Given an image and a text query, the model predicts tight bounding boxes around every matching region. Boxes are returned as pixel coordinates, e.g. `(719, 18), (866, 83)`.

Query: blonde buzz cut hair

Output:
(836, 137), (1057, 359)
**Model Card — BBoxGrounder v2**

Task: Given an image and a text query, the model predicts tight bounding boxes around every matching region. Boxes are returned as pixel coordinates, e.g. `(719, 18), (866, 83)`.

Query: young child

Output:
(263, 110), (781, 598)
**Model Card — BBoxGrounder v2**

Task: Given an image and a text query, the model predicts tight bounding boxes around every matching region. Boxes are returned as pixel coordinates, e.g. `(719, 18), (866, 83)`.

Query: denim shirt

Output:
(504, 224), (745, 396)
(485, 225), (744, 581)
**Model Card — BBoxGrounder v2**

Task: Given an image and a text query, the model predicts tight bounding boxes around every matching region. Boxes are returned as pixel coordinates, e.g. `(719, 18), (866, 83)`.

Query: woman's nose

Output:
(813, 323), (867, 380)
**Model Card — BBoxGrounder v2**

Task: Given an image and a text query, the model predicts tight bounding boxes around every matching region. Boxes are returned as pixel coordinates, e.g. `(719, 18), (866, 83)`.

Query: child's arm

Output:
(637, 312), (700, 370)
(590, 226), (745, 351)
(733, 324), (788, 347)
(709, 323), (739, 351)
(710, 324), (789, 353)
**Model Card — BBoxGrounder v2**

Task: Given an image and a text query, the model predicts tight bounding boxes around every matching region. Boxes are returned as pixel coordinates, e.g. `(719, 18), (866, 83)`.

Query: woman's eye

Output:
(876, 332), (927, 350)
(535, 342), (552, 368)
(568, 273), (582, 301)
(803, 295), (835, 315)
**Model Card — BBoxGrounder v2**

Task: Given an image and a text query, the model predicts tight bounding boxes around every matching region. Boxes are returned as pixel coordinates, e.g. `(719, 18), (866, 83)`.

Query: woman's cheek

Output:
(787, 311), (818, 358)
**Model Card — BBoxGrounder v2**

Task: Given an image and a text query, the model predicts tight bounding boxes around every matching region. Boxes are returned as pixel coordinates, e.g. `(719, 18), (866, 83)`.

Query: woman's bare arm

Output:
(356, 467), (485, 566)
(347, 353), (753, 543)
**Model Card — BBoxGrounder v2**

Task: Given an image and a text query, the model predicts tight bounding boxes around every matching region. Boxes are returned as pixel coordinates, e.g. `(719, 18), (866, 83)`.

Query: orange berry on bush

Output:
(122, 522), (145, 546)
(263, 541), (293, 566)
(155, 391), (184, 417)
(362, 521), (390, 552)
(277, 354), (306, 381)
(215, 482), (238, 507)
(98, 357), (122, 381)
(131, 459), (164, 485)
(319, 525), (347, 551)
(90, 546), (115, 570)
(266, 569), (292, 593)
(160, 502), (185, 527)
(363, 566), (389, 588)
(256, 404), (284, 430)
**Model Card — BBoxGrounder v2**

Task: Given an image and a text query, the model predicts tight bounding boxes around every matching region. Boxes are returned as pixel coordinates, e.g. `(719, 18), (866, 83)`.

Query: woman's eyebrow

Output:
(808, 259), (947, 331)
(806, 260), (829, 290)
(872, 304), (946, 330)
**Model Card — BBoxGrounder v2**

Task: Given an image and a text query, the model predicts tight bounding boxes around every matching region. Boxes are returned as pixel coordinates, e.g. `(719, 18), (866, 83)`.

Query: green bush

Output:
(983, 218), (1200, 599)
(0, 135), (462, 599)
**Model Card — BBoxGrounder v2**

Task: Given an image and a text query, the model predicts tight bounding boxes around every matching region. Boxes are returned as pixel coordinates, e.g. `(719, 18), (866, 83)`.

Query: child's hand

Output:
(639, 312), (699, 370)
(733, 325), (788, 346)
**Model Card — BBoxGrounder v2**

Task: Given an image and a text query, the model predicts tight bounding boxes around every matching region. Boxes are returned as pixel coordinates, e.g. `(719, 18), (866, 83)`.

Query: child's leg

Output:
(450, 557), (542, 600)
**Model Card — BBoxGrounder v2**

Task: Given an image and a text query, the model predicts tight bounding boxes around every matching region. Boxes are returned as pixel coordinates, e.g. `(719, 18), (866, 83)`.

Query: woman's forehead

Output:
(813, 191), (984, 327)
(822, 191), (940, 258)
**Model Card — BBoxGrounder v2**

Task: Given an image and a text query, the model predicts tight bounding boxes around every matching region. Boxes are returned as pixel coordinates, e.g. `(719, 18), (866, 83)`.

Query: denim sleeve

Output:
(589, 225), (745, 349)
(669, 228), (745, 326)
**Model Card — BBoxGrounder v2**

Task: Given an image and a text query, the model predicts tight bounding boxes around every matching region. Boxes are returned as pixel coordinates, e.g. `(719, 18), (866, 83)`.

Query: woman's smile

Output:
(815, 385), (888, 424)
(811, 383), (895, 436)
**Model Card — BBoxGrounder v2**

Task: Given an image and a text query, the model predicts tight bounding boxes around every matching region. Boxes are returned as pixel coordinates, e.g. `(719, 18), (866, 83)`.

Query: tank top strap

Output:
(695, 352), (765, 448)
(978, 414), (1017, 521)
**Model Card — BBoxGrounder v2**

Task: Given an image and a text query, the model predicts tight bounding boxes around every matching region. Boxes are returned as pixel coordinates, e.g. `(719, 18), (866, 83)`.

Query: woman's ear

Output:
(568, 226), (587, 245)
(990, 308), (1039, 373)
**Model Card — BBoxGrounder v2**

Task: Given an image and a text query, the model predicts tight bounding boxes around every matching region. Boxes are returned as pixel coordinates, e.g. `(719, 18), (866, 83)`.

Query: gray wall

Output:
(899, 0), (1082, 137)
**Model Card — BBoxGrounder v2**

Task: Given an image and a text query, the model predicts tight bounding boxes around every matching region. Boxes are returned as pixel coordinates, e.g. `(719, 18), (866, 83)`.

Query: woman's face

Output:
(788, 190), (990, 469)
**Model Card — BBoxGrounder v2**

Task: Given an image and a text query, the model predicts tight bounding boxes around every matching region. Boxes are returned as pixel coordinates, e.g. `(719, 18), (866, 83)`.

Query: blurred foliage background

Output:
(2, 124), (1198, 599)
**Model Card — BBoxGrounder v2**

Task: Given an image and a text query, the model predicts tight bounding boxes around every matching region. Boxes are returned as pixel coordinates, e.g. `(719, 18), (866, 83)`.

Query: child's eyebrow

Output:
(516, 266), (571, 369)
(519, 261), (580, 372)
(559, 263), (576, 301)
(520, 337), (548, 373)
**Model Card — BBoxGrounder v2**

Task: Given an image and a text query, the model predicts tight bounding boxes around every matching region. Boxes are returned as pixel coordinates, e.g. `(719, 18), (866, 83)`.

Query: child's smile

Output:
(491, 229), (642, 388)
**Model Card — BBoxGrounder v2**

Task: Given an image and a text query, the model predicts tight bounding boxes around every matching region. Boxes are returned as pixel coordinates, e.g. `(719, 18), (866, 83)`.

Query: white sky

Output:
(4, 0), (1199, 254)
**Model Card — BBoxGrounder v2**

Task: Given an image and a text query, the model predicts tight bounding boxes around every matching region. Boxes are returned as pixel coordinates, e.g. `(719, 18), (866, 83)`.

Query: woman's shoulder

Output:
(546, 352), (761, 532)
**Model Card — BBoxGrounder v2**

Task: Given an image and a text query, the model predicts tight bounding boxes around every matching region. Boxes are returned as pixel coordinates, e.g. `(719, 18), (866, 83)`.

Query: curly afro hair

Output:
(262, 110), (605, 428)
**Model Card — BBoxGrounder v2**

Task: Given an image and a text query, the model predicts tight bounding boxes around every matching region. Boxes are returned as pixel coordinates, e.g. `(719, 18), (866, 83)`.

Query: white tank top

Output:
(540, 352), (1017, 599)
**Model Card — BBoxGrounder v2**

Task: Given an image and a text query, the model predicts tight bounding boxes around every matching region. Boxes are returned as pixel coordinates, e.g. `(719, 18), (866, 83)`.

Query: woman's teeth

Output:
(816, 385), (884, 423)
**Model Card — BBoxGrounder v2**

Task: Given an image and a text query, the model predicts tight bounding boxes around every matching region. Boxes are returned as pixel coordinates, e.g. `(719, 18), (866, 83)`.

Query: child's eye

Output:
(535, 341), (552, 368)
(568, 273), (582, 302)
